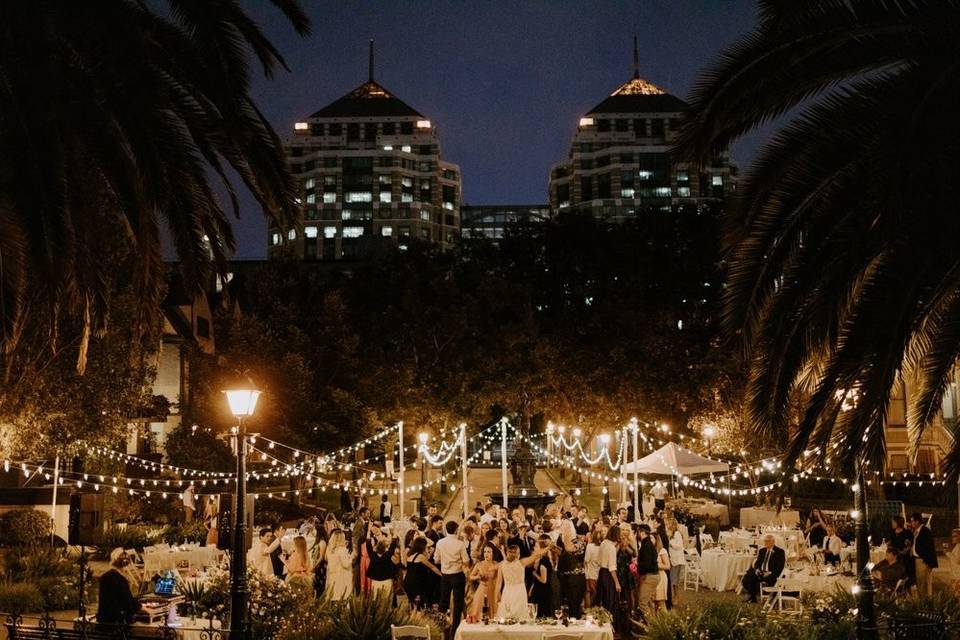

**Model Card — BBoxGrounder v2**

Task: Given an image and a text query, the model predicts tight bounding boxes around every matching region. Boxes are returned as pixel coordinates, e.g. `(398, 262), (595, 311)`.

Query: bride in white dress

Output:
(497, 545), (531, 620)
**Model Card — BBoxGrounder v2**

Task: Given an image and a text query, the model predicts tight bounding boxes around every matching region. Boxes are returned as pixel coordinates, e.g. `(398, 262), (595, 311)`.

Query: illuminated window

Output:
(677, 170), (689, 182)
(402, 193), (413, 203)
(304, 178), (315, 189)
(420, 210), (430, 221)
(323, 193), (336, 204)
(294, 122), (309, 131)
(712, 175), (723, 186)
(401, 177), (413, 188)
(323, 226), (337, 239)
(401, 145), (412, 153)
(383, 145), (393, 151)
(381, 226), (393, 237)
(271, 232), (280, 245)
(343, 226), (364, 238)
(345, 191), (372, 203)
(578, 117), (594, 127)
(677, 187), (691, 197)
(304, 226), (318, 238)
(379, 175), (391, 185)
(416, 120), (432, 129)
(638, 171), (653, 180)
(654, 187), (672, 197)
(379, 191), (392, 203)
(306, 194), (316, 204)
(287, 229), (296, 240)
(324, 175), (336, 186)
(443, 202), (454, 210)
(620, 188), (635, 199)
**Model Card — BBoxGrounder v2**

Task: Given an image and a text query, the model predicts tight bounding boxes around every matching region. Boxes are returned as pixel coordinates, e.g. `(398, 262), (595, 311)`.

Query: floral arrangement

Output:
(190, 569), (308, 639)
(582, 606), (613, 626)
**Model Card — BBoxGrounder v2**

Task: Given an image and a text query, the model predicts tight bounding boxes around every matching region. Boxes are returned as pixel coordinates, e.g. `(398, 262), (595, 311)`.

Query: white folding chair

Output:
(776, 578), (803, 615)
(390, 625), (430, 640)
(682, 550), (705, 591)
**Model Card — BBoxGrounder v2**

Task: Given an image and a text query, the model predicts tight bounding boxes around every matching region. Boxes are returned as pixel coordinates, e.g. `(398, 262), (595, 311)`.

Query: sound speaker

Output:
(68, 493), (102, 546)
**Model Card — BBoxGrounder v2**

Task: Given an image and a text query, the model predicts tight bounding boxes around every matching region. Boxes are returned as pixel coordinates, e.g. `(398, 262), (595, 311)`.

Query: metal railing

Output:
(3, 613), (224, 640)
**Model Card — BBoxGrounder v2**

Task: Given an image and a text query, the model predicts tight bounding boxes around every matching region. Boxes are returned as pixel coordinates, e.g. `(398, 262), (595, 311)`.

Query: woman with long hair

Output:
(324, 529), (355, 600)
(284, 535), (311, 585)
(468, 544), (500, 619)
(665, 518), (685, 606)
(366, 528), (399, 599)
(403, 536), (442, 609)
(584, 527), (604, 609)
(596, 525), (622, 623)
(556, 518), (587, 618)
(311, 526), (328, 597)
(529, 535), (555, 619)
(654, 533), (671, 611)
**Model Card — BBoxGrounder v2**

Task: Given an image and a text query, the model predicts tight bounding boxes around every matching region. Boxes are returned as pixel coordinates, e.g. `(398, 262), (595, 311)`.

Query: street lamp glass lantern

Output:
(224, 389), (261, 417)
(418, 432), (429, 445)
(599, 433), (610, 445)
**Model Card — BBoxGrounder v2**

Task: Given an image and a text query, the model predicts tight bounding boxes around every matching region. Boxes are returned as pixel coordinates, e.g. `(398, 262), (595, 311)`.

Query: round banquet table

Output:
(740, 507), (800, 529)
(699, 548), (755, 591)
(144, 545), (220, 575)
(455, 621), (614, 640)
(790, 571), (856, 594)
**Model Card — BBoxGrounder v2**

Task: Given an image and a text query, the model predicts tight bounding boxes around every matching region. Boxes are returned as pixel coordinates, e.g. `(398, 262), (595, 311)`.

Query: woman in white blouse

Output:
(666, 518), (686, 604)
(584, 528), (604, 608)
(596, 526), (622, 620)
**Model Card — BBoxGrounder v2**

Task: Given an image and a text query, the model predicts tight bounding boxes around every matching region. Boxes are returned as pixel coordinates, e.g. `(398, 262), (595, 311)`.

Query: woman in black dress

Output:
(530, 535), (555, 618)
(557, 519), (587, 618)
(403, 536), (442, 609)
(805, 509), (828, 549)
(311, 527), (329, 597)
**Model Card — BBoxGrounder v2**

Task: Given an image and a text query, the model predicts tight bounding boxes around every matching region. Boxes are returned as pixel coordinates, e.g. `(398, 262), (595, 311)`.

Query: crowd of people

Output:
(246, 497), (691, 635)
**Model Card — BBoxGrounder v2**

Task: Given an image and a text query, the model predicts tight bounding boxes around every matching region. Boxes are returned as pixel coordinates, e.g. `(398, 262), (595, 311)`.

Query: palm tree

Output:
(0, 1), (309, 372)
(674, 0), (960, 476)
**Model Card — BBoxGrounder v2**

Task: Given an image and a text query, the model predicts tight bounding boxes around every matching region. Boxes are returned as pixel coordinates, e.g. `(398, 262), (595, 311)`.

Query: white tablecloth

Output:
(455, 622), (614, 640)
(699, 549), (755, 591)
(720, 530), (803, 557)
(144, 546), (220, 575)
(740, 508), (800, 529)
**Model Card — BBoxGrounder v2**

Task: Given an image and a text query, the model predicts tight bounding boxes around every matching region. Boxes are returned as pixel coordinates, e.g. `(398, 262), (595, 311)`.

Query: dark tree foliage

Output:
(184, 212), (741, 451)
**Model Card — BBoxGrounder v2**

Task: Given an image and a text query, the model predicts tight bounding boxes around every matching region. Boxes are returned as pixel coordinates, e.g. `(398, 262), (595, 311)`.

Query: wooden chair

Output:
(390, 625), (430, 640)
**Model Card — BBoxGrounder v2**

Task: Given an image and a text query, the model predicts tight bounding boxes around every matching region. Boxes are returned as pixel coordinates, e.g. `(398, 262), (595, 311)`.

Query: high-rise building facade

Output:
(461, 204), (551, 242)
(548, 43), (735, 219)
(269, 46), (461, 260)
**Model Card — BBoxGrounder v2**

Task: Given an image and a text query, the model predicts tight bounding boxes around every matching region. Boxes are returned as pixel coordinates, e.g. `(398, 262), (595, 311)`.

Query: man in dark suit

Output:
(910, 512), (938, 596)
(741, 534), (786, 603)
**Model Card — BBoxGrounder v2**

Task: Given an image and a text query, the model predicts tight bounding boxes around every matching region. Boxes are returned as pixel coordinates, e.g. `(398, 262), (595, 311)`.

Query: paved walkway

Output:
(443, 468), (566, 518)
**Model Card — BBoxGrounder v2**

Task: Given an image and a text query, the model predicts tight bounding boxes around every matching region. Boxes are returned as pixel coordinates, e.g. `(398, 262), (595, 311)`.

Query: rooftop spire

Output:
(633, 36), (639, 79)
(368, 39), (374, 82)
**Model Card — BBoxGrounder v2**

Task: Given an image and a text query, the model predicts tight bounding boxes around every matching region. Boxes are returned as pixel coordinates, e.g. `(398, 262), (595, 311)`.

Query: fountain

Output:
(487, 418), (556, 514)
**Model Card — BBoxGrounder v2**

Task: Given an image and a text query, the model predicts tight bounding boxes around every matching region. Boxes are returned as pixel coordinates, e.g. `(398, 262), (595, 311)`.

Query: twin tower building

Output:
(269, 43), (736, 261)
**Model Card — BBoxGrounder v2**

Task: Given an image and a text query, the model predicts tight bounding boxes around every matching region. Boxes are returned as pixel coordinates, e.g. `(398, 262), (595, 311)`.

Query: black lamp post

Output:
(853, 463), (877, 640)
(224, 380), (261, 640)
(418, 432), (428, 517)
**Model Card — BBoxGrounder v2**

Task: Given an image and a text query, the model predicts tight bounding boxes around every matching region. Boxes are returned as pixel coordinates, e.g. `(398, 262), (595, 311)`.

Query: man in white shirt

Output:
(181, 484), (196, 522)
(651, 481), (668, 512)
(822, 525), (843, 565)
(246, 527), (281, 578)
(379, 494), (393, 523)
(479, 503), (497, 525)
(433, 521), (470, 635)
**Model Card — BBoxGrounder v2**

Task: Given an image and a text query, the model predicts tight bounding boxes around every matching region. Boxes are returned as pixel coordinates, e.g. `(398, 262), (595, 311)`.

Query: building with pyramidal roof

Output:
(270, 42), (461, 260)
(548, 39), (735, 220)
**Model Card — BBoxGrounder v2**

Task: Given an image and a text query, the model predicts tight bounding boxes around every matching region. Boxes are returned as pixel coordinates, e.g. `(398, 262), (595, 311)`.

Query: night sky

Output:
(230, 1), (763, 258)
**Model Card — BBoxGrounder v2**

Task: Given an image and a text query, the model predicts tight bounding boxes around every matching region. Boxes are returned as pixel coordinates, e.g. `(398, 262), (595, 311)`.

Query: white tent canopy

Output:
(621, 442), (728, 476)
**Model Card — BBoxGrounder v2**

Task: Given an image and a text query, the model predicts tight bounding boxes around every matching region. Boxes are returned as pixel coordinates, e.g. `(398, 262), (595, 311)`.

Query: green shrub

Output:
(0, 582), (45, 614)
(34, 575), (80, 611)
(275, 592), (443, 640)
(93, 525), (160, 559)
(193, 569), (308, 639)
(1, 547), (74, 580)
(0, 511), (52, 546)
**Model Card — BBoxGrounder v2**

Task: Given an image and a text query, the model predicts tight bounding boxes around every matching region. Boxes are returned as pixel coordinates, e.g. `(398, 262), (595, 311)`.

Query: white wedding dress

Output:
(498, 560), (530, 619)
